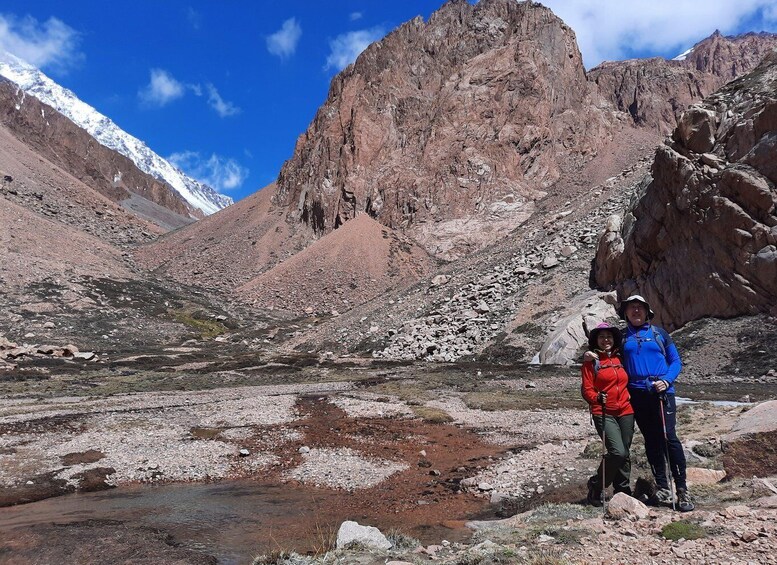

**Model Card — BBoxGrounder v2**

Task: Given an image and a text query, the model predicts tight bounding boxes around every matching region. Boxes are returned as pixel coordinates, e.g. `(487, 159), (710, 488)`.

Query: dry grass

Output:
(412, 406), (454, 423)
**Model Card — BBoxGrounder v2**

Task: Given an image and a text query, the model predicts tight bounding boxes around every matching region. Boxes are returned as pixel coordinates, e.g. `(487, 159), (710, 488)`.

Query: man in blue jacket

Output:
(619, 294), (694, 512)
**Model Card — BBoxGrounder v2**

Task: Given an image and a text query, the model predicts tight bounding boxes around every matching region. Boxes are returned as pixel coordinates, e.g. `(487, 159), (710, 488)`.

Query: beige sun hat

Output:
(618, 294), (655, 320)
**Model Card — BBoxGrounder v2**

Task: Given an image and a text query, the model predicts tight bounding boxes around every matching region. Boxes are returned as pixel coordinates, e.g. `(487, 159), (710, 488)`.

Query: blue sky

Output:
(2, 1), (777, 203)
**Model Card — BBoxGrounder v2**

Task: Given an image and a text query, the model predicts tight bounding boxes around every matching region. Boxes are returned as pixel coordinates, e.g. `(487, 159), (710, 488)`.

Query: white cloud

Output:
(539, 0), (777, 68)
(139, 68), (185, 106)
(0, 13), (82, 73)
(324, 27), (386, 72)
(205, 83), (240, 117)
(186, 7), (202, 31)
(266, 17), (302, 59)
(350, 12), (363, 22)
(168, 151), (249, 191)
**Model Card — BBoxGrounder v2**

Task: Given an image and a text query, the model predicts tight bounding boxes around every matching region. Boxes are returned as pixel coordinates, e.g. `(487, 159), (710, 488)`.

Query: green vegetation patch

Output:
(170, 309), (227, 339)
(190, 427), (222, 440)
(661, 520), (708, 541)
(463, 388), (581, 411)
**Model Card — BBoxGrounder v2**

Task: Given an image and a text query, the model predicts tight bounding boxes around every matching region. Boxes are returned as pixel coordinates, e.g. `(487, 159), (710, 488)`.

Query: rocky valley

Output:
(1, 0), (777, 563)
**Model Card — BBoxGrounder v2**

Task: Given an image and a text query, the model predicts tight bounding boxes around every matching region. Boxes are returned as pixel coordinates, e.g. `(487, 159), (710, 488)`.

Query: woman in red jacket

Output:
(581, 322), (635, 506)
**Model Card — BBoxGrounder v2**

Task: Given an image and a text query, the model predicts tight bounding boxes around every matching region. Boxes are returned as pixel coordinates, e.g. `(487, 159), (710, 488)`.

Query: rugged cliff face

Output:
(682, 31), (777, 79)
(0, 79), (196, 229)
(273, 0), (614, 259)
(589, 31), (777, 134)
(594, 52), (777, 329)
(589, 58), (720, 134)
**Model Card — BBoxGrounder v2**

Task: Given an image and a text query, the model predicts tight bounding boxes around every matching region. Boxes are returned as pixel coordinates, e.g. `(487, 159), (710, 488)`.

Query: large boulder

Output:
(607, 492), (650, 520)
(535, 291), (617, 365)
(725, 400), (777, 440)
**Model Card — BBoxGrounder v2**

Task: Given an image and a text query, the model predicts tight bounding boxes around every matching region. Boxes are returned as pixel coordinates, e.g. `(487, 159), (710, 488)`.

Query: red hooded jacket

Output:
(581, 350), (633, 417)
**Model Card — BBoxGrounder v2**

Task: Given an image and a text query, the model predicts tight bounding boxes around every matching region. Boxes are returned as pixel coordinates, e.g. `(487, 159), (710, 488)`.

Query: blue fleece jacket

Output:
(622, 323), (682, 393)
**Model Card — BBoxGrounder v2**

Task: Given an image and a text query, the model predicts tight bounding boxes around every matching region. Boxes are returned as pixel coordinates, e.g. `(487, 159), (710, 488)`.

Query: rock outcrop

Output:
(594, 52), (777, 329)
(589, 31), (777, 134)
(589, 57), (720, 134)
(682, 31), (777, 80)
(273, 0), (614, 259)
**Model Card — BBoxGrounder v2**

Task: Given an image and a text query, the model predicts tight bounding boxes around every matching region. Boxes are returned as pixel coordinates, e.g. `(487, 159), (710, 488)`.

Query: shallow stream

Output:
(0, 480), (488, 563)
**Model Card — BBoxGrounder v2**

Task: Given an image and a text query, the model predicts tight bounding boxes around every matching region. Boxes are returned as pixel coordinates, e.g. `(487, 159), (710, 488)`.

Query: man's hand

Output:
(584, 350), (597, 363)
(597, 392), (607, 404)
(653, 379), (668, 393)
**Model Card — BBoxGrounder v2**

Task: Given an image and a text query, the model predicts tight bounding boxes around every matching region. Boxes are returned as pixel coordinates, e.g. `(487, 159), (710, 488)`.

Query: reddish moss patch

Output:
(722, 430), (777, 478)
(61, 449), (104, 466)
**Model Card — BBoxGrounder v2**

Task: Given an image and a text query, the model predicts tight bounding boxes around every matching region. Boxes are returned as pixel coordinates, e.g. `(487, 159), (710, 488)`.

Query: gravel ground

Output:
(283, 447), (409, 490)
(0, 382), (355, 488)
(425, 395), (591, 445)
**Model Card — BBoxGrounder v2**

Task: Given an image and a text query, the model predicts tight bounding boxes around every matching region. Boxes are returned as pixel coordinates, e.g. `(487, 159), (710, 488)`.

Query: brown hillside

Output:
(0, 119), (163, 249)
(237, 213), (435, 315)
(134, 183), (296, 293)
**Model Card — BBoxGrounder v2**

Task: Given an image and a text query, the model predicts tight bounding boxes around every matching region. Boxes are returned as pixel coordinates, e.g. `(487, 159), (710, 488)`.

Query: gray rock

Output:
(542, 255), (559, 269)
(607, 492), (650, 520)
(73, 351), (97, 361)
(336, 520), (392, 550)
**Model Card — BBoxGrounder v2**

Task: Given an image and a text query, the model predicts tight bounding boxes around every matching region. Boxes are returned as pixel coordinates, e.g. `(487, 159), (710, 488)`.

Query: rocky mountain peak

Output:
(273, 0), (610, 260)
(681, 30), (777, 79)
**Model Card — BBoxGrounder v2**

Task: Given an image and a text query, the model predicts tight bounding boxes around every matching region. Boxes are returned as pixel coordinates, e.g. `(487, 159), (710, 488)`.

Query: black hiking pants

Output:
(630, 389), (687, 491)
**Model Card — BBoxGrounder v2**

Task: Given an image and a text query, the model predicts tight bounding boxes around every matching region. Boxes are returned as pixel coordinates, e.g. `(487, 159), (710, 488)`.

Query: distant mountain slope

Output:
(0, 51), (232, 217)
(134, 183), (293, 293)
(0, 110), (166, 248)
(0, 78), (193, 230)
(236, 213), (436, 315)
(589, 31), (777, 133)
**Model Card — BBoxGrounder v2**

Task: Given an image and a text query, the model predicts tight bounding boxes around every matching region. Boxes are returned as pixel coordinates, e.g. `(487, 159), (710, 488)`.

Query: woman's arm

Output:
(581, 360), (599, 406)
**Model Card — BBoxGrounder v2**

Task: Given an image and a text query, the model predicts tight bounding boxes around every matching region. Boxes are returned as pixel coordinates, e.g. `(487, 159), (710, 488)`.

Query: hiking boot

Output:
(654, 487), (673, 506)
(677, 488), (694, 512)
(614, 486), (633, 497)
(587, 477), (603, 507)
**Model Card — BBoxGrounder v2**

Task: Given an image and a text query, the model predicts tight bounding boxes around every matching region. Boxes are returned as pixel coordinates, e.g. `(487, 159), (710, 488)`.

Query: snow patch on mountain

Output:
(672, 47), (694, 61)
(0, 51), (232, 216)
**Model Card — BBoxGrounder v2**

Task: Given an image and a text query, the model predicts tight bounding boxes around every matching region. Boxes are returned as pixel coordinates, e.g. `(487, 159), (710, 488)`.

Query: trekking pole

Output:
(658, 393), (676, 511)
(601, 395), (607, 515)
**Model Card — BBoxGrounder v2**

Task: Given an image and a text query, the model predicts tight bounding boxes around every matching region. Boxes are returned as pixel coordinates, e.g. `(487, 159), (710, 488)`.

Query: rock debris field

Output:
(1, 359), (776, 564)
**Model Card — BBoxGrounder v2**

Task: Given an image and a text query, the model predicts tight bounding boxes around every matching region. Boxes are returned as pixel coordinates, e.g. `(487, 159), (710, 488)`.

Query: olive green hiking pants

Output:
(592, 413), (635, 493)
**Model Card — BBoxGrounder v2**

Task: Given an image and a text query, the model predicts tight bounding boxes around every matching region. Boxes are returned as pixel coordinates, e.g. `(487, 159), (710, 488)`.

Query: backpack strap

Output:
(651, 325), (667, 358)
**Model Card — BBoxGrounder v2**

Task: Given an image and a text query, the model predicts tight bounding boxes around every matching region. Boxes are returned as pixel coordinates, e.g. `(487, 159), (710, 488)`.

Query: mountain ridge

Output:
(0, 51), (232, 217)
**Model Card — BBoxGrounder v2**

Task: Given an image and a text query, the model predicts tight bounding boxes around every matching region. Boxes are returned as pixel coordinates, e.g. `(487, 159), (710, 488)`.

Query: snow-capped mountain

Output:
(0, 51), (232, 216)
